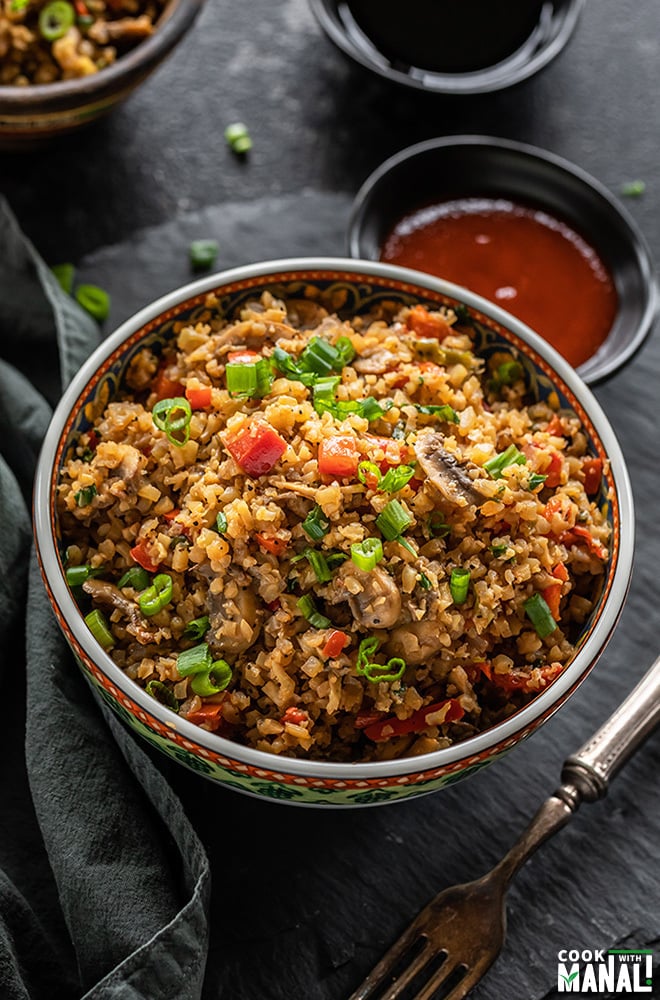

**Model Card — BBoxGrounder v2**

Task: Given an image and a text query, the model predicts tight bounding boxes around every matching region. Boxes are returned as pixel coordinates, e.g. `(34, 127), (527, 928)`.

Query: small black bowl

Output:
(348, 136), (657, 384)
(309, 0), (584, 95)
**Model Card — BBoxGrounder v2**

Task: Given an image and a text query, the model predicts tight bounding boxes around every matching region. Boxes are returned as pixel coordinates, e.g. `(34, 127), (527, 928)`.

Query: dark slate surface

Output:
(2, 0), (660, 995)
(74, 192), (660, 1000)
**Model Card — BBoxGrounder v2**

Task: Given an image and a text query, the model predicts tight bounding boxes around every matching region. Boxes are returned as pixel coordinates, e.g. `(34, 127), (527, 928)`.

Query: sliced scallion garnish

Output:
(84, 609), (115, 650)
(379, 464), (415, 493)
(225, 357), (273, 398)
(415, 404), (459, 423)
(524, 593), (557, 638)
(376, 499), (413, 541)
(483, 444), (527, 480)
(191, 659), (233, 696)
(449, 567), (471, 605)
(74, 484), (97, 507)
(189, 239), (219, 271)
(117, 566), (150, 590)
(297, 594), (331, 629)
(146, 679), (178, 709)
(183, 616), (211, 640)
(351, 537), (383, 572)
(216, 511), (228, 534)
(152, 396), (192, 448)
(302, 504), (330, 541)
(75, 283), (110, 322)
(138, 574), (173, 617)
(176, 642), (213, 677)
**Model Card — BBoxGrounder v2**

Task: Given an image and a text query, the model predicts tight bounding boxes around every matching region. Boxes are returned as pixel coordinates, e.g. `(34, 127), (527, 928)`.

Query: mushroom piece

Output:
(206, 579), (260, 657)
(414, 432), (487, 508)
(82, 578), (162, 646)
(345, 566), (402, 629)
(386, 620), (445, 665)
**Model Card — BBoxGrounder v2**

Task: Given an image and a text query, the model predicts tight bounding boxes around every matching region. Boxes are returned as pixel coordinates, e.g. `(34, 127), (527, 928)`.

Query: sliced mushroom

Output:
(414, 432), (487, 508)
(345, 566), (402, 629)
(82, 579), (162, 646)
(386, 620), (445, 665)
(206, 578), (260, 657)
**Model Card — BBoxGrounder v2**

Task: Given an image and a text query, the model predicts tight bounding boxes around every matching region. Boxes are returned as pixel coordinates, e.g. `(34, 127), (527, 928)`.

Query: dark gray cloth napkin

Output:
(0, 196), (210, 999)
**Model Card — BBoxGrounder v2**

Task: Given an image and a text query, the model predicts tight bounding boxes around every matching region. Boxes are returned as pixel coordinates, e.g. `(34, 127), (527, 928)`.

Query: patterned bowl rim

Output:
(33, 257), (634, 780)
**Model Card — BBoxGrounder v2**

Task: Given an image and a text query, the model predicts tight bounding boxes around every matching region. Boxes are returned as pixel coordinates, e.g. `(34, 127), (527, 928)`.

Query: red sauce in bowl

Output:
(380, 198), (618, 368)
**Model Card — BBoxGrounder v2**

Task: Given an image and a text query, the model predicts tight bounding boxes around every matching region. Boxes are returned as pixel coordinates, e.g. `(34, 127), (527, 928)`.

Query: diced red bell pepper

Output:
(541, 583), (563, 620)
(130, 538), (160, 573)
(254, 532), (288, 556)
(186, 702), (225, 731)
(406, 305), (453, 341)
(544, 451), (563, 488)
(582, 457), (603, 496)
(152, 363), (185, 402)
(490, 662), (564, 695)
(364, 698), (464, 743)
(552, 562), (569, 583)
(227, 350), (261, 364)
(318, 436), (359, 478)
(560, 525), (608, 561)
(185, 386), (212, 409)
(162, 508), (181, 521)
(354, 709), (385, 730)
(322, 629), (349, 659)
(545, 415), (565, 437)
(225, 421), (287, 476)
(281, 706), (309, 726)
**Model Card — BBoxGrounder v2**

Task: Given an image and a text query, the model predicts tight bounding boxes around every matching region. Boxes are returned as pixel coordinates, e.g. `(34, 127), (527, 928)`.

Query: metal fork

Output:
(348, 653), (660, 1000)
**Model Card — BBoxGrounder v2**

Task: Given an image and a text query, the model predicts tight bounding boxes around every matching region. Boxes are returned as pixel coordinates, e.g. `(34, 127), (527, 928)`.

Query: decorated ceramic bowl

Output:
(0, 0), (204, 148)
(33, 259), (633, 807)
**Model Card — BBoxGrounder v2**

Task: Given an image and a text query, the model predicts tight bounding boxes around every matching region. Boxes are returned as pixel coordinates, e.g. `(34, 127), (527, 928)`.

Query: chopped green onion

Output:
(84, 609), (114, 650)
(75, 283), (110, 322)
(483, 444), (527, 480)
(450, 567), (471, 605)
(297, 594), (331, 629)
(176, 642), (213, 677)
(74, 484), (97, 507)
(225, 122), (252, 153)
(312, 376), (341, 409)
(360, 397), (385, 422)
(418, 572), (432, 590)
(335, 336), (356, 365)
(299, 337), (342, 376)
(415, 404), (459, 423)
(356, 636), (380, 672)
(171, 535), (189, 549)
(216, 511), (228, 534)
(152, 396), (192, 447)
(362, 658), (406, 684)
(302, 504), (330, 540)
(51, 262), (75, 295)
(225, 357), (273, 398)
(10, 0), (30, 12)
(621, 180), (645, 197)
(191, 659), (233, 696)
(146, 679), (178, 709)
(302, 548), (333, 583)
(270, 347), (317, 387)
(527, 472), (548, 491)
(358, 461), (382, 487)
(189, 239), (219, 271)
(428, 513), (450, 538)
(398, 537), (418, 557)
(325, 551), (348, 570)
(183, 616), (211, 640)
(39, 0), (74, 40)
(490, 542), (509, 558)
(524, 592), (557, 638)
(118, 566), (150, 590)
(65, 564), (103, 587)
(379, 464), (415, 493)
(351, 537), (383, 572)
(376, 499), (413, 541)
(138, 574), (173, 617)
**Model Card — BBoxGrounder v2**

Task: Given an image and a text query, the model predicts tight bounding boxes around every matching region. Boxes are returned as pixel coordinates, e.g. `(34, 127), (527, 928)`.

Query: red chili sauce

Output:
(380, 198), (618, 368)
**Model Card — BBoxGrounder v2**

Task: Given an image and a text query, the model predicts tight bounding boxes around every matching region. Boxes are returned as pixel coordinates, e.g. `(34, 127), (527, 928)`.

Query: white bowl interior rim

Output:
(33, 257), (634, 780)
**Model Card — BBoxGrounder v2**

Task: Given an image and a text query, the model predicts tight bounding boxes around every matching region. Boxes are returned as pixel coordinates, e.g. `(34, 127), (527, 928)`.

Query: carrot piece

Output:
(255, 532), (288, 556)
(152, 363), (184, 402)
(162, 508), (181, 522)
(130, 539), (160, 573)
(545, 415), (565, 437)
(281, 707), (308, 726)
(364, 698), (464, 742)
(225, 421), (287, 476)
(544, 451), (563, 488)
(542, 582), (562, 620)
(186, 702), (225, 731)
(406, 305), (453, 341)
(185, 386), (212, 409)
(561, 525), (608, 561)
(227, 350), (261, 364)
(322, 629), (349, 659)
(318, 436), (359, 478)
(552, 562), (569, 583)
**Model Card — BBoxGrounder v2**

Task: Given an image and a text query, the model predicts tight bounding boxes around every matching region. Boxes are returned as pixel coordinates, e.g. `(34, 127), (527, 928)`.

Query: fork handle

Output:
(495, 652), (660, 885)
(560, 651), (660, 801)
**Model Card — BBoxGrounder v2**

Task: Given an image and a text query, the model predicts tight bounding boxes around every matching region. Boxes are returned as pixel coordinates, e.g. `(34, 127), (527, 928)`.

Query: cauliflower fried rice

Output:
(57, 291), (611, 761)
